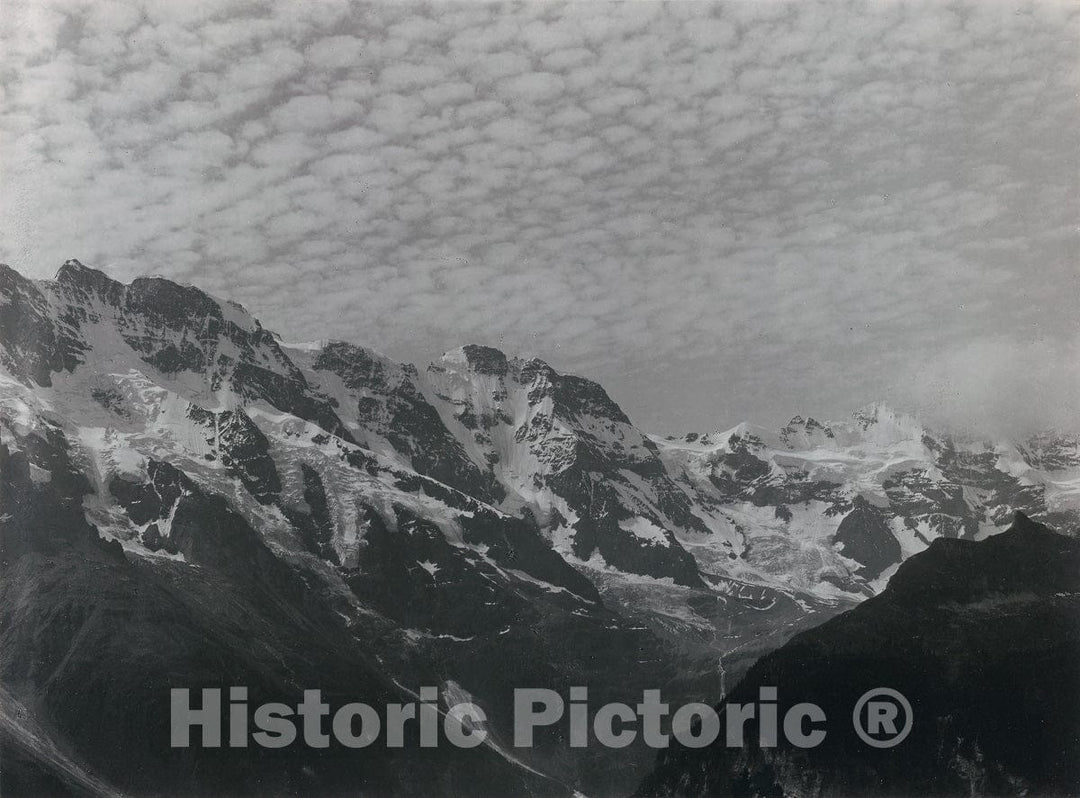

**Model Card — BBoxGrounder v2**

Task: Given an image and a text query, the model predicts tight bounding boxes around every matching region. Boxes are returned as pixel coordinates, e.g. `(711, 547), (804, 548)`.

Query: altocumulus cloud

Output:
(0, 0), (1077, 435)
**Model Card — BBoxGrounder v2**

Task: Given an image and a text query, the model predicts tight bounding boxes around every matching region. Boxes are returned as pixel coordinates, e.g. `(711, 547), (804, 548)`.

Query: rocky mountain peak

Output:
(434, 346), (632, 428)
(850, 401), (914, 430)
(459, 343), (510, 376)
(779, 413), (835, 448)
(437, 344), (511, 377)
(125, 274), (233, 327)
(313, 340), (398, 388)
(56, 257), (107, 282)
(53, 258), (126, 304)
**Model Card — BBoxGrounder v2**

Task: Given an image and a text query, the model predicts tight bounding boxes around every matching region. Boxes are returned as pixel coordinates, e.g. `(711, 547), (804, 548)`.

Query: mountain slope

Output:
(638, 512), (1080, 797)
(0, 430), (571, 797)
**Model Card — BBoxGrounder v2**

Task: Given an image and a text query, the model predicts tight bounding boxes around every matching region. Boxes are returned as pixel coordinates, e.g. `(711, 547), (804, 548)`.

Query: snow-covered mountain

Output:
(657, 405), (1079, 598)
(2, 260), (1078, 796)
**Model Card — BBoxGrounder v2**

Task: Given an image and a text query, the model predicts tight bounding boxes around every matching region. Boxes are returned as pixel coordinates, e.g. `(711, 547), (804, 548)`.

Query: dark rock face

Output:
(187, 405), (282, 504)
(539, 367), (634, 428)
(638, 513), (1080, 798)
(346, 504), (531, 637)
(779, 415), (834, 447)
(548, 462), (705, 587)
(312, 341), (503, 502)
(705, 434), (771, 497)
(712, 448), (772, 490)
(1, 431), (112, 562)
(231, 361), (355, 442)
(428, 347), (711, 586)
(0, 264), (74, 386)
(281, 463), (337, 561)
(832, 498), (902, 579)
(458, 506), (601, 601)
(460, 344), (509, 376)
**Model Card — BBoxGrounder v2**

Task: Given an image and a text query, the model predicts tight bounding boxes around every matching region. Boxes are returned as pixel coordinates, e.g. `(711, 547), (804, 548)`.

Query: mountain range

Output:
(2, 260), (1078, 796)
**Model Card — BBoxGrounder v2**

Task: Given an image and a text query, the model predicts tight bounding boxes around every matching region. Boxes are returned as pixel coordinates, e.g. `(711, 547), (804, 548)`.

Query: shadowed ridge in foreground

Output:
(638, 511), (1080, 797)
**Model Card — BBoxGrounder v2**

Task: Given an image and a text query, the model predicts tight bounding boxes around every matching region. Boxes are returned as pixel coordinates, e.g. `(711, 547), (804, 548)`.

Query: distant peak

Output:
(716, 421), (771, 446)
(782, 414), (831, 432)
(852, 402), (891, 427)
(56, 258), (109, 281)
(777, 414), (835, 448)
(850, 402), (925, 433)
(55, 259), (123, 297)
(444, 344), (510, 377)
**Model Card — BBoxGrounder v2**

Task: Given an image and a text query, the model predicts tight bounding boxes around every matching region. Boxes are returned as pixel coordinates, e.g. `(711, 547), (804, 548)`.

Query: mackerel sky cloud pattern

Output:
(1, 1), (1077, 434)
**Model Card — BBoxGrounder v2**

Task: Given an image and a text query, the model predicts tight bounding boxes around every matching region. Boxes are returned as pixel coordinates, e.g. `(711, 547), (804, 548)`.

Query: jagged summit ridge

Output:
(2, 259), (1078, 598)
(1, 262), (713, 585)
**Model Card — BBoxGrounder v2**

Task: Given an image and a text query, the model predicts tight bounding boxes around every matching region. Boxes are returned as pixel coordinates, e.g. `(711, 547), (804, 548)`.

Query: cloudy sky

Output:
(1, 1), (1077, 436)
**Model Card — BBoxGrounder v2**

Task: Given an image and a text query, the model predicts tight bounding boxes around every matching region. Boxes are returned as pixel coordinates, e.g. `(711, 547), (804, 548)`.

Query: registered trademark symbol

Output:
(852, 688), (913, 748)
